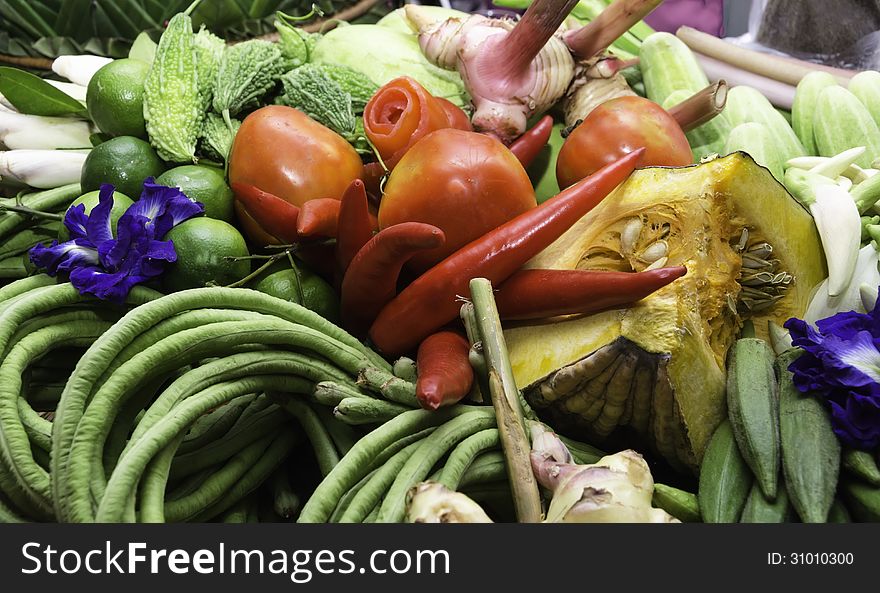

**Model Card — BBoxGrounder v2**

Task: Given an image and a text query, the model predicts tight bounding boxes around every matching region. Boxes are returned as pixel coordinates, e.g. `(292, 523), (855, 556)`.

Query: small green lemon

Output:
(81, 136), (165, 201)
(251, 262), (340, 323)
(156, 165), (234, 223)
(162, 217), (250, 292)
(86, 58), (150, 139)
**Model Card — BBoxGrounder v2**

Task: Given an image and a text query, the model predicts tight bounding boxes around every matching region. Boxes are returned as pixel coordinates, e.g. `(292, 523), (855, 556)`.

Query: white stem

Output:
(0, 112), (93, 150)
(0, 149), (89, 189)
(51, 55), (113, 87)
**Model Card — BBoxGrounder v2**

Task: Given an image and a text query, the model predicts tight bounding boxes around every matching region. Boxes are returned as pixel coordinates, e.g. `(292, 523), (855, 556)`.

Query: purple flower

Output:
(784, 290), (880, 450)
(29, 180), (203, 304)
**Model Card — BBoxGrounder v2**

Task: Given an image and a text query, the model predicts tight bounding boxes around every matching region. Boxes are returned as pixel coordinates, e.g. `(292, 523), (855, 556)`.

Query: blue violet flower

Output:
(784, 292), (880, 450)
(30, 179), (203, 304)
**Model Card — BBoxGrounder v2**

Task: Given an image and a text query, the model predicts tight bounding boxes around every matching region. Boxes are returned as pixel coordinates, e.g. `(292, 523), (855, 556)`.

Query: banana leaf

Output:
(1, 0), (393, 59)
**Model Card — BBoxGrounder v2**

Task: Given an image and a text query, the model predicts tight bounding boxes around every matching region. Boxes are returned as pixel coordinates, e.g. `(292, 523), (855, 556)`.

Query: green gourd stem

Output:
(468, 278), (543, 523)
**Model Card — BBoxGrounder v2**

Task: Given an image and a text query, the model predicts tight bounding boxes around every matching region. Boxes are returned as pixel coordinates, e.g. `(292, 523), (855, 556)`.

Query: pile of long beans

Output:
(0, 274), (421, 522)
(0, 184), (81, 280)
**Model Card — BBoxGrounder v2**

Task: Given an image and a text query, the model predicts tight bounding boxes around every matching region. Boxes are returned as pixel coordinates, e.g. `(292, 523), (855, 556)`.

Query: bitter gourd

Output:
(143, 12), (202, 163)
(213, 39), (284, 131)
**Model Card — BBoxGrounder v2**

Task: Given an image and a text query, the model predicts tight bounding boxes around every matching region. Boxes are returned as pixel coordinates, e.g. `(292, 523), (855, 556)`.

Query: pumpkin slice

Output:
(504, 153), (826, 472)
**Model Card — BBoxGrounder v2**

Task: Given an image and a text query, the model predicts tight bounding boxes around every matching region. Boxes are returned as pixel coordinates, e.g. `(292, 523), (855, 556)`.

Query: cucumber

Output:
(792, 71), (838, 156)
(776, 348), (840, 523)
(849, 70), (880, 128)
(814, 85), (880, 168)
(725, 86), (806, 164)
(725, 122), (784, 182)
(842, 448), (880, 486)
(727, 338), (780, 498)
(740, 481), (791, 523)
(698, 420), (752, 523)
(662, 90), (730, 160)
(640, 32), (710, 105)
(841, 479), (880, 522)
(653, 483), (701, 523)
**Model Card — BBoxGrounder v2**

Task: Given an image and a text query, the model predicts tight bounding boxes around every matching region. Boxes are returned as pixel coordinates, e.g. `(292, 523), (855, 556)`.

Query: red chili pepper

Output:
(508, 115), (553, 169)
(341, 222), (446, 338)
(335, 179), (374, 277)
(416, 330), (475, 411)
(231, 182), (300, 244)
(297, 198), (341, 239)
(494, 266), (687, 320)
(368, 147), (646, 356)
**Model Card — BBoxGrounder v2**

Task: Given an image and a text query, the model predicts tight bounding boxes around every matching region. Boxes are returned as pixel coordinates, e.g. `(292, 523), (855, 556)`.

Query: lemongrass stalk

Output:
(667, 80), (728, 133)
(51, 55), (113, 87)
(563, 0), (662, 59)
(469, 277), (543, 523)
(0, 111), (92, 150)
(676, 26), (855, 86)
(0, 149), (89, 189)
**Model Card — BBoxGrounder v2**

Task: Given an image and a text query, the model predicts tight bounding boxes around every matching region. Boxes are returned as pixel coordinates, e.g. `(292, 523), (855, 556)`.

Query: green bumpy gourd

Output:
(277, 65), (356, 139)
(200, 112), (240, 162)
(316, 64), (379, 112)
(143, 13), (202, 163)
(213, 39), (284, 129)
(194, 26), (225, 114)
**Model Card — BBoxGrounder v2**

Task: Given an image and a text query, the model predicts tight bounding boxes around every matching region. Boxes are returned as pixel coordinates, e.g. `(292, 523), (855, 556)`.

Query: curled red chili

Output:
(416, 330), (475, 411)
(368, 147), (646, 356)
(364, 76), (472, 170)
(494, 266), (687, 320)
(297, 198), (341, 239)
(230, 182), (299, 244)
(341, 222), (446, 338)
(508, 115), (553, 169)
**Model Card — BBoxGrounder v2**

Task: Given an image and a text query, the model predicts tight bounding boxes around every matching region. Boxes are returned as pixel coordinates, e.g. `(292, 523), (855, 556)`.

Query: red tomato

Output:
(378, 129), (537, 272)
(228, 105), (364, 245)
(555, 96), (692, 189)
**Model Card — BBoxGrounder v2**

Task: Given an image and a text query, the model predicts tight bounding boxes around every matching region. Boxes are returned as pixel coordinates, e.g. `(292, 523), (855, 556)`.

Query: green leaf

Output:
(0, 66), (88, 117)
(129, 31), (158, 64)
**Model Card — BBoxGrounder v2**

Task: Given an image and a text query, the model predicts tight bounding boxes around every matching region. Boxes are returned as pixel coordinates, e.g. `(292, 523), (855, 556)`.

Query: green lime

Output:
(86, 58), (150, 139)
(252, 262), (340, 323)
(81, 136), (166, 201)
(57, 190), (135, 242)
(155, 165), (234, 223)
(162, 217), (250, 292)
